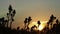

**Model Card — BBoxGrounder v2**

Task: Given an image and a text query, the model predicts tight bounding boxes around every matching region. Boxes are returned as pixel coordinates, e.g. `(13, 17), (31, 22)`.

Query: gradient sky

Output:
(0, 0), (60, 29)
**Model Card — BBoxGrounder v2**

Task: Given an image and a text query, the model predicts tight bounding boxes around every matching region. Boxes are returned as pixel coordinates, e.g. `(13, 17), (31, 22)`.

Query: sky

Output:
(0, 0), (60, 29)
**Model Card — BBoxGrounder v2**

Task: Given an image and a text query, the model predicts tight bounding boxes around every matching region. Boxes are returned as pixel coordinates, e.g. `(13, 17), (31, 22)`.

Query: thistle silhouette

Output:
(47, 14), (56, 29)
(37, 21), (41, 27)
(24, 16), (32, 31)
(28, 16), (32, 25)
(24, 18), (28, 29)
(7, 5), (16, 28)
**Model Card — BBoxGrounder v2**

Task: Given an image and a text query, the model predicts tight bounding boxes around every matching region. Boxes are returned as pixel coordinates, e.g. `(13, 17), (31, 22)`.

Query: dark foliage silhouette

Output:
(24, 18), (27, 29)
(7, 5), (16, 28)
(0, 5), (60, 34)
(47, 14), (56, 29)
(27, 16), (32, 30)
(24, 16), (32, 31)
(37, 21), (41, 27)
(56, 19), (59, 24)
(28, 16), (32, 25)
(31, 25), (37, 31)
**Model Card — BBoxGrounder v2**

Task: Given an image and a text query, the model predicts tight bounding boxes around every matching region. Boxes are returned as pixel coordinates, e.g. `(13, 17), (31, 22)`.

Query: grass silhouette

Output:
(0, 5), (60, 34)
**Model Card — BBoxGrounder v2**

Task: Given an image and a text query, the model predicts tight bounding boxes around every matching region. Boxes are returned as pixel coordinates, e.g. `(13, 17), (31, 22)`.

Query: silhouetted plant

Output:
(24, 16), (32, 30)
(0, 17), (8, 27)
(27, 26), (29, 31)
(47, 14), (56, 29)
(27, 16), (32, 31)
(24, 18), (28, 29)
(7, 5), (16, 28)
(37, 21), (41, 27)
(52, 19), (60, 34)
(1, 4), (60, 34)
(28, 16), (32, 25)
(8, 5), (13, 13)
(31, 25), (37, 31)
(56, 19), (59, 24)
(10, 10), (16, 29)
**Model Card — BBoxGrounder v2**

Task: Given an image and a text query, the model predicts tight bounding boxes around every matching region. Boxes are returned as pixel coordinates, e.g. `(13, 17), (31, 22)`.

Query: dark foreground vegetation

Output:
(0, 5), (60, 34)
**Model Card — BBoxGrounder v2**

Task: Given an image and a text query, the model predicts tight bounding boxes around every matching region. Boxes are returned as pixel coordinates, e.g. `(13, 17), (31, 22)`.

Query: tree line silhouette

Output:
(0, 5), (60, 34)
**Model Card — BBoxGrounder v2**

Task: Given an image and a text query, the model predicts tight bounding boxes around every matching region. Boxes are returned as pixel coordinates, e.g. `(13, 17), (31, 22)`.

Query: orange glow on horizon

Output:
(38, 21), (47, 31)
(29, 21), (47, 31)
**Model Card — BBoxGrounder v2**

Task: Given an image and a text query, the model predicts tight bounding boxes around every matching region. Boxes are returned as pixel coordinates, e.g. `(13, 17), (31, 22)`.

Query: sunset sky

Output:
(0, 0), (60, 29)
